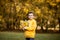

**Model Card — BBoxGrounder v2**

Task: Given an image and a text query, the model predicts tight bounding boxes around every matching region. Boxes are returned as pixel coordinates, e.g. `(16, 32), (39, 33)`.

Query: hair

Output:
(27, 11), (35, 16)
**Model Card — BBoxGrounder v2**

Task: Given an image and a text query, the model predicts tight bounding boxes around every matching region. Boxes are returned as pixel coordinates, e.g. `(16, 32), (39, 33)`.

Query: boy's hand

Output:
(23, 27), (27, 30)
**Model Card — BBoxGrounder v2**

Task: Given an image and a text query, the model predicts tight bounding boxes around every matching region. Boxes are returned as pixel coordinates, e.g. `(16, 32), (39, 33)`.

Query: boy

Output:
(23, 11), (37, 40)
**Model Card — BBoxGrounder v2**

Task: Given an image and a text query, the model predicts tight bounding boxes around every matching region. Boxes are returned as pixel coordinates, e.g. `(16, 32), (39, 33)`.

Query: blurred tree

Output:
(0, 0), (60, 32)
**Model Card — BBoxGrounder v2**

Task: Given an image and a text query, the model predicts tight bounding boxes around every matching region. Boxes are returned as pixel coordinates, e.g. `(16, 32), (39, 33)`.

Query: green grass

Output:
(0, 32), (60, 40)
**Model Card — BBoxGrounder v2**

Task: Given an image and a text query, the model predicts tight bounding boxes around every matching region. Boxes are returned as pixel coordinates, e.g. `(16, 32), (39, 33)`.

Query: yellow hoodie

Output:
(24, 19), (37, 38)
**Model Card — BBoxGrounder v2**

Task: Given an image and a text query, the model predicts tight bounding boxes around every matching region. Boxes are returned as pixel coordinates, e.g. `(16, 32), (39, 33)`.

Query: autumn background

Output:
(0, 0), (60, 40)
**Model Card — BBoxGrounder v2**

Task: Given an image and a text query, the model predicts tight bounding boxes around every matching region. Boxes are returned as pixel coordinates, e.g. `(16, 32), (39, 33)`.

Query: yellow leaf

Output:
(23, 7), (29, 13)
(16, 5), (21, 13)
(50, 2), (57, 7)
(56, 0), (60, 2)
(20, 20), (28, 29)
(35, 7), (41, 15)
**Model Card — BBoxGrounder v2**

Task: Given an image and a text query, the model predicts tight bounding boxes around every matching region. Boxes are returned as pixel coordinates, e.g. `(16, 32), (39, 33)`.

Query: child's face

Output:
(28, 13), (34, 19)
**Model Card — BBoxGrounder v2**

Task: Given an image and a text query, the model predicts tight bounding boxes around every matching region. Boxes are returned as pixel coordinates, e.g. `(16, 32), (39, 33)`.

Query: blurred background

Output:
(0, 0), (60, 33)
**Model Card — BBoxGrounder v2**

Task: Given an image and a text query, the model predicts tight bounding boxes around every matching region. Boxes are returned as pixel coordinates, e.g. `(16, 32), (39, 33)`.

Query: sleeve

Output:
(24, 20), (37, 31)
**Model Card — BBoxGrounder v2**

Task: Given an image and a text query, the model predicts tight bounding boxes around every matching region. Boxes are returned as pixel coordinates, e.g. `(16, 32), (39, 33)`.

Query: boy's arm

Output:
(24, 21), (37, 31)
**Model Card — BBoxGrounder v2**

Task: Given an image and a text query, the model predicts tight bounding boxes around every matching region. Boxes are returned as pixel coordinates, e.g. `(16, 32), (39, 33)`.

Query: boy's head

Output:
(27, 11), (35, 20)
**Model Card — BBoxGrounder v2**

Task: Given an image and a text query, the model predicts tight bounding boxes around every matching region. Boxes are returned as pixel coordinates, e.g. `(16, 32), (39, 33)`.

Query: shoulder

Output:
(33, 19), (36, 22)
(32, 19), (37, 24)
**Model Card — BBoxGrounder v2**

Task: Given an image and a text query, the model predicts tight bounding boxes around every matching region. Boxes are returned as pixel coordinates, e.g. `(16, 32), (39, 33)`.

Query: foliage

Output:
(0, 0), (60, 32)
